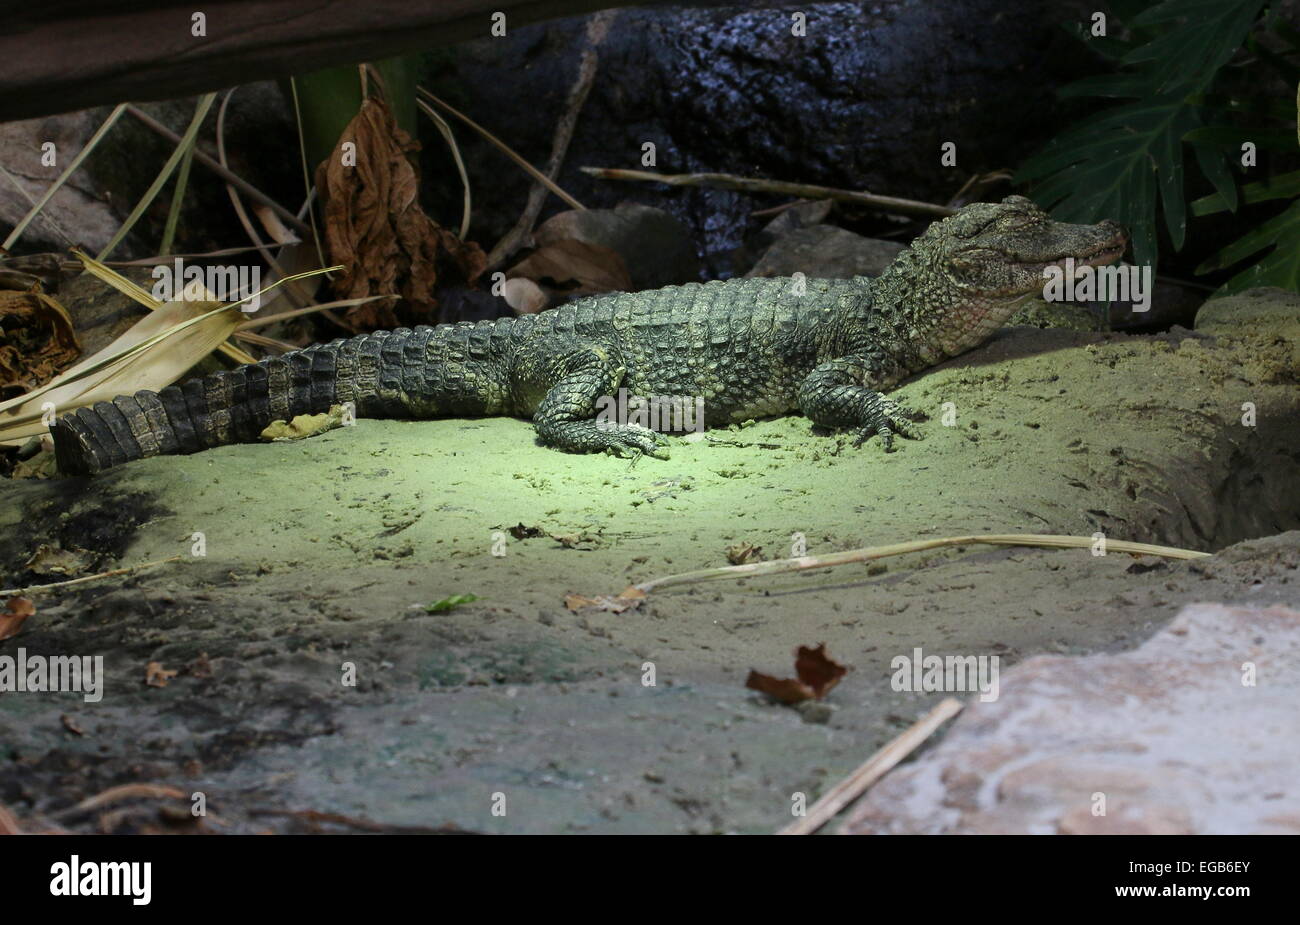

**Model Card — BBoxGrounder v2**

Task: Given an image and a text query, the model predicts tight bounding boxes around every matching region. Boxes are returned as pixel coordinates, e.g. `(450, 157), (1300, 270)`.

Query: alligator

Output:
(51, 196), (1126, 475)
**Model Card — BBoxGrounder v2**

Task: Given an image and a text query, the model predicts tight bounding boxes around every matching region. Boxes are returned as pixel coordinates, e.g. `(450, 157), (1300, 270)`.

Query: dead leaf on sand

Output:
(23, 543), (91, 577)
(564, 585), (646, 614)
(746, 643), (849, 705)
(144, 662), (179, 688)
(726, 542), (764, 565)
(0, 596), (34, 641)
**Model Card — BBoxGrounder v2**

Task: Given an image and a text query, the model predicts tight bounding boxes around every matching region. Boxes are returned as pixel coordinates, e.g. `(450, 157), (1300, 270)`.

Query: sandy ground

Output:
(1, 291), (1298, 833)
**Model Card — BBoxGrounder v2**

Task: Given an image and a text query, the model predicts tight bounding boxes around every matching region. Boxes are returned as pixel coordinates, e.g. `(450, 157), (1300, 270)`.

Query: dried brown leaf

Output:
(746, 643), (849, 705)
(315, 98), (486, 330)
(564, 585), (645, 614)
(726, 543), (764, 565)
(0, 289), (80, 397)
(0, 596), (34, 641)
(145, 661), (178, 688)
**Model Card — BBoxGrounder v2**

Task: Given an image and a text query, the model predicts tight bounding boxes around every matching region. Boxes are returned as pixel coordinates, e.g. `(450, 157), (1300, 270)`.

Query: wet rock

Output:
(0, 111), (121, 254)
(1109, 279), (1206, 331)
(1195, 286), (1300, 335)
(1, 83), (300, 259)
(745, 225), (903, 279)
(533, 203), (701, 290)
(840, 601), (1300, 835)
(429, 1), (1094, 255)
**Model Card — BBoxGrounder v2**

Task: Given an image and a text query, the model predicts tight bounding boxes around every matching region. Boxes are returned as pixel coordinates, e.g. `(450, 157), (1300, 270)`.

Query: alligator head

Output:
(886, 195), (1128, 359)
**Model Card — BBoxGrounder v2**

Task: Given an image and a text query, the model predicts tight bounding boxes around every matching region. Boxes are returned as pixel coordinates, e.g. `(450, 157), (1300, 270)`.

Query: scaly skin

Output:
(51, 196), (1126, 474)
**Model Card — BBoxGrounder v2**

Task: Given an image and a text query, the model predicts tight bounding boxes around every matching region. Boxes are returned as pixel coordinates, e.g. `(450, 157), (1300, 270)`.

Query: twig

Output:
(417, 87), (585, 212)
(249, 808), (479, 835)
(235, 294), (395, 331)
(0, 163), (76, 246)
(777, 697), (963, 835)
(3, 104), (127, 251)
(53, 783), (187, 821)
(631, 533), (1211, 594)
(580, 167), (955, 220)
(486, 10), (615, 269)
(0, 556), (182, 596)
(216, 88), (318, 322)
(0, 802), (24, 835)
(99, 95), (218, 261)
(416, 99), (473, 240)
(125, 104), (312, 237)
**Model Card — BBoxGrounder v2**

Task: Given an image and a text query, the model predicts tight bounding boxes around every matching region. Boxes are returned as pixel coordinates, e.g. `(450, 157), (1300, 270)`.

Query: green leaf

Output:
(1190, 143), (1239, 213)
(1199, 199), (1300, 292)
(1059, 72), (1157, 100)
(1125, 0), (1268, 94)
(1182, 125), (1298, 152)
(425, 593), (479, 613)
(1018, 95), (1201, 267)
(1191, 169), (1300, 215)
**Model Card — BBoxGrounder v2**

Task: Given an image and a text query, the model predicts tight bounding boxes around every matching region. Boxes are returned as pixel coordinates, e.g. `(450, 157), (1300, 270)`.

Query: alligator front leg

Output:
(797, 355), (924, 451)
(530, 347), (671, 458)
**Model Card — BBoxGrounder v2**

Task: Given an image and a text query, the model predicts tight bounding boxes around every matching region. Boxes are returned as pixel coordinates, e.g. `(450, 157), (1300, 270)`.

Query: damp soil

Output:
(1, 298), (1298, 834)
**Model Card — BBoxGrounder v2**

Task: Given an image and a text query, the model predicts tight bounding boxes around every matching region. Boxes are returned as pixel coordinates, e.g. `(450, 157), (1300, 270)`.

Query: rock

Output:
(1109, 279), (1206, 331)
(0, 111), (122, 254)
(1195, 286), (1300, 335)
(429, 1), (1095, 255)
(745, 225), (904, 279)
(533, 203), (701, 290)
(1, 83), (301, 260)
(840, 602), (1300, 835)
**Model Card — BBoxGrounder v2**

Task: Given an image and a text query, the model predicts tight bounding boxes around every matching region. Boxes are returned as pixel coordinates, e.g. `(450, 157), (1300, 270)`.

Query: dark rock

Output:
(744, 224), (903, 279)
(426, 1), (1097, 257)
(533, 203), (701, 289)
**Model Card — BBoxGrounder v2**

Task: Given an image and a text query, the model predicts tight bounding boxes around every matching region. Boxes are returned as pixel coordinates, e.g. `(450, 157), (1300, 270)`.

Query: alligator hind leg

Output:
(798, 354), (924, 451)
(530, 347), (670, 458)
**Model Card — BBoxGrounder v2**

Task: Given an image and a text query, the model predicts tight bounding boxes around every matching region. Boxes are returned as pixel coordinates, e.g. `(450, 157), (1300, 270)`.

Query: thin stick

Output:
(217, 88), (317, 318)
(235, 294), (395, 331)
(125, 104), (312, 237)
(99, 95), (217, 261)
(416, 99), (473, 241)
(417, 87), (585, 211)
(581, 167), (955, 219)
(0, 163), (76, 246)
(634, 533), (1211, 594)
(53, 783), (187, 821)
(778, 697), (963, 835)
(0, 556), (182, 596)
(485, 10), (614, 269)
(3, 104), (127, 251)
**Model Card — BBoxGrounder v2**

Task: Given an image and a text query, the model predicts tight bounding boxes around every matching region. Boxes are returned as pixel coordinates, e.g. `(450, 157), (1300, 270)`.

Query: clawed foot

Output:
(853, 397), (925, 452)
(602, 423), (671, 460)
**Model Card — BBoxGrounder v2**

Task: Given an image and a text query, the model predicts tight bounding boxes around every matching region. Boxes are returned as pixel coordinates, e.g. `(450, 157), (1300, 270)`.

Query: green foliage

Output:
(425, 593), (480, 613)
(1017, 0), (1300, 291)
(289, 56), (419, 171)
